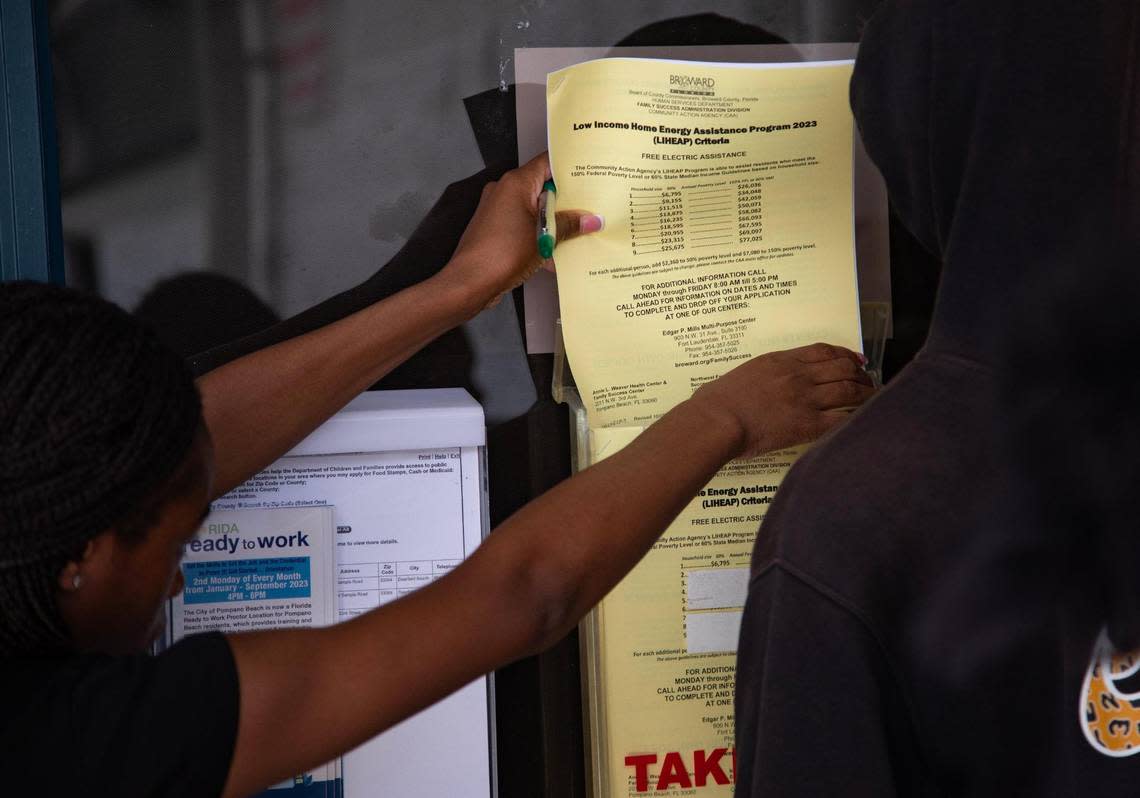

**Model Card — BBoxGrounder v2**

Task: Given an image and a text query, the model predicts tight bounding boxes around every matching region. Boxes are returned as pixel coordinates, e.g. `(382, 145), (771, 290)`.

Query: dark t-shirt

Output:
(735, 352), (992, 797)
(734, 353), (1140, 796)
(0, 632), (239, 796)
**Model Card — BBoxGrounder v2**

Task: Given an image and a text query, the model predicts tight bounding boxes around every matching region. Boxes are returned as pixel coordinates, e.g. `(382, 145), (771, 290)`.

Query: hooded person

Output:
(733, 1), (1140, 795)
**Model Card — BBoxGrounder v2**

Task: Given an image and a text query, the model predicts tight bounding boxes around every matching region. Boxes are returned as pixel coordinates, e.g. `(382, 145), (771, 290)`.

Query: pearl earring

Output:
(71, 574), (83, 590)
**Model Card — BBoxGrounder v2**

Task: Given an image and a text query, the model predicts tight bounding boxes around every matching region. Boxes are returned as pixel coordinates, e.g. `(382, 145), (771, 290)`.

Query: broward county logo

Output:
(1080, 628), (1140, 757)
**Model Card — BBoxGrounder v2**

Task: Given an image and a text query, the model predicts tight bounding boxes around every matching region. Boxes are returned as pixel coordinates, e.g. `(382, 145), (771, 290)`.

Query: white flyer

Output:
(169, 505), (340, 796)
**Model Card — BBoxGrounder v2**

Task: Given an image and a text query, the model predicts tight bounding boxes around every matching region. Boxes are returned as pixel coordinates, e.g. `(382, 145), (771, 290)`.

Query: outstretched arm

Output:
(221, 343), (875, 797)
(196, 154), (596, 497)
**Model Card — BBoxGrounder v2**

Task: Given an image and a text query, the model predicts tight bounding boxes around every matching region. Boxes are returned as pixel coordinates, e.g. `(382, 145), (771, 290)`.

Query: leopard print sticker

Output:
(1080, 628), (1140, 757)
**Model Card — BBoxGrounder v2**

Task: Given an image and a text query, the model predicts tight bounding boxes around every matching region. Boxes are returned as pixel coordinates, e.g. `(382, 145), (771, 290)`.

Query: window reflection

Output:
(52, 0), (870, 314)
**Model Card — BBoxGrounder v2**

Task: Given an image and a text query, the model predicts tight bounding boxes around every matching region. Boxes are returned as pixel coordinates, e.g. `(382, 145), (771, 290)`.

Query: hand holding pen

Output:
(537, 179), (559, 261)
(537, 176), (604, 270)
(444, 153), (604, 311)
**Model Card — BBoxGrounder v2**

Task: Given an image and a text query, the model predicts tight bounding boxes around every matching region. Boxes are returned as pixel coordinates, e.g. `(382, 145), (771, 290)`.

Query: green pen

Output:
(537, 179), (557, 260)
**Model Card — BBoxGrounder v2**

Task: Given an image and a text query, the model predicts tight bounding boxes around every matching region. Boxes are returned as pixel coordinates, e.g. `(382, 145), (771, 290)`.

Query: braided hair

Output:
(0, 282), (202, 655)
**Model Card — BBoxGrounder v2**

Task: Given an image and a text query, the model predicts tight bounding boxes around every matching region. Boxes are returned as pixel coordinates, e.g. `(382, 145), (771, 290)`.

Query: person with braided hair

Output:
(0, 281), (206, 656)
(0, 153), (874, 796)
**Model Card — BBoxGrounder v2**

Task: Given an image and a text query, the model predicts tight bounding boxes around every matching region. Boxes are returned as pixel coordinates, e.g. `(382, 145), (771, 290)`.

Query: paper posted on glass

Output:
(549, 57), (862, 431)
(547, 58), (863, 796)
(170, 505), (342, 797)
(517, 43), (891, 355)
(206, 389), (493, 798)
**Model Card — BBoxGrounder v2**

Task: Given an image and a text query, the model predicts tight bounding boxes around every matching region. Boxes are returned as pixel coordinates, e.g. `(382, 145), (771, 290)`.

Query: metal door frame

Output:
(0, 0), (63, 284)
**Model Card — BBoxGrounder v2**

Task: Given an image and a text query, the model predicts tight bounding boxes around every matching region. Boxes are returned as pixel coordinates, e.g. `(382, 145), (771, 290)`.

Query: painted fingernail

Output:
(581, 214), (605, 233)
(857, 353), (868, 366)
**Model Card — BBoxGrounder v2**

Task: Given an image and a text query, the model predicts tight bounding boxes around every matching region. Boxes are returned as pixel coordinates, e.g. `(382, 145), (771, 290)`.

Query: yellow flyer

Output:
(549, 58), (861, 430)
(586, 428), (800, 798)
(549, 58), (864, 797)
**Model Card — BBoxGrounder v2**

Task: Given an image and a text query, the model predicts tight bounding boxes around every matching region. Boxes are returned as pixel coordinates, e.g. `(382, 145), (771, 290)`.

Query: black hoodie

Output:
(734, 1), (1140, 795)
